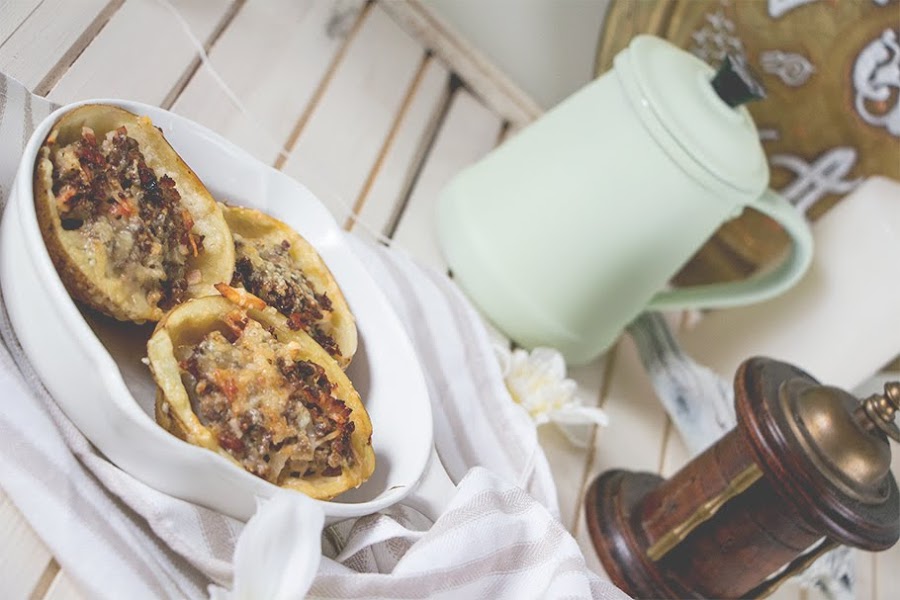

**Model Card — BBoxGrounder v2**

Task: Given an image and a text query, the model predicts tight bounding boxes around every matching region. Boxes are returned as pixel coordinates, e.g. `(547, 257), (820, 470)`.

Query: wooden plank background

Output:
(0, 1), (893, 598)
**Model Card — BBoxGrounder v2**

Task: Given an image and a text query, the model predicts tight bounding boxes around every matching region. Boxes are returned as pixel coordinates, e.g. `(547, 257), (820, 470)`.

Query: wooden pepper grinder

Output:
(585, 357), (900, 599)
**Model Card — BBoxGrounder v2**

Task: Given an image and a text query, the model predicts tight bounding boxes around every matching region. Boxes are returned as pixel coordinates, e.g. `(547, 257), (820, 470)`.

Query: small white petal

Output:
(496, 345), (602, 432)
(548, 405), (609, 448)
(548, 405), (610, 427)
(532, 413), (551, 427)
(530, 347), (567, 379)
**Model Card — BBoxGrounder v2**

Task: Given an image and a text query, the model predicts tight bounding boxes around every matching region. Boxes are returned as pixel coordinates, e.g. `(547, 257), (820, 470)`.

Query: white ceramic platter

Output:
(0, 99), (433, 522)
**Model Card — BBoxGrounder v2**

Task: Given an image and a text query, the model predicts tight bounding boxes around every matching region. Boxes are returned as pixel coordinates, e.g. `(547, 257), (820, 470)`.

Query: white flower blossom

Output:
(495, 345), (609, 447)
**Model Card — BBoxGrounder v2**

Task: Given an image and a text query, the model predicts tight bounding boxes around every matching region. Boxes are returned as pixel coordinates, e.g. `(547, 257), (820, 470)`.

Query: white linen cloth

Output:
(0, 73), (628, 600)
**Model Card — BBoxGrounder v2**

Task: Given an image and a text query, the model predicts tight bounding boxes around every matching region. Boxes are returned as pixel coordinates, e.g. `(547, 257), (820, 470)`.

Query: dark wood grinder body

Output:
(585, 357), (900, 599)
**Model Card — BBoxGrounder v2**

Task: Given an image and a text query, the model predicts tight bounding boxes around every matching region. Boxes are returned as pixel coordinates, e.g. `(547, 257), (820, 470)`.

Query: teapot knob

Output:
(711, 55), (767, 108)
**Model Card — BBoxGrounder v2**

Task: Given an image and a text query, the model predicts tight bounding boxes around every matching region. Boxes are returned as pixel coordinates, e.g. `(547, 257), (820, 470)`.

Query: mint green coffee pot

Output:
(437, 35), (813, 365)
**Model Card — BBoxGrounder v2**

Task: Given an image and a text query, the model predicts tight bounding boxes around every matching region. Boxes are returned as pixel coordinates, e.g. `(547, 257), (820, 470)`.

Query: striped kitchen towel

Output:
(0, 73), (627, 600)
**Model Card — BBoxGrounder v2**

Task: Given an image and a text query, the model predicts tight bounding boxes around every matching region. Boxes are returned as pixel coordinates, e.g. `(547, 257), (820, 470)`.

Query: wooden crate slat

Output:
(572, 335), (669, 580)
(574, 508), (607, 578)
(46, 0), (235, 106)
(390, 88), (502, 270)
(659, 420), (691, 478)
(172, 0), (366, 166)
(764, 579), (805, 600)
(0, 0), (118, 94)
(575, 334), (670, 524)
(582, 334), (669, 482)
(544, 354), (611, 532)
(377, 0), (541, 127)
(43, 568), (86, 600)
(0, 491), (53, 599)
(280, 5), (424, 220)
(0, 0), (43, 48)
(856, 551), (877, 600)
(350, 55), (450, 239)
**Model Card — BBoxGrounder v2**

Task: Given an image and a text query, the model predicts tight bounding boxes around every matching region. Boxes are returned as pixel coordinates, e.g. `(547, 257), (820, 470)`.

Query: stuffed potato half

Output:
(222, 204), (357, 369)
(34, 104), (234, 322)
(147, 293), (375, 500)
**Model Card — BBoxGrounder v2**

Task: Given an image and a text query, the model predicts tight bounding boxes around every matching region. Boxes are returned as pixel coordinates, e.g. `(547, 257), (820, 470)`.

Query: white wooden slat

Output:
(856, 551), (877, 600)
(0, 0), (42, 47)
(572, 334), (671, 576)
(574, 506), (608, 578)
(659, 419), (691, 478)
(350, 55), (449, 238)
(0, 490), (53, 599)
(0, 0), (116, 93)
(42, 569), (86, 600)
(391, 88), (502, 269)
(765, 579), (805, 600)
(764, 564), (849, 600)
(543, 354), (611, 532)
(172, 0), (366, 166)
(280, 5), (424, 220)
(377, 0), (541, 127)
(581, 335), (670, 494)
(47, 0), (234, 106)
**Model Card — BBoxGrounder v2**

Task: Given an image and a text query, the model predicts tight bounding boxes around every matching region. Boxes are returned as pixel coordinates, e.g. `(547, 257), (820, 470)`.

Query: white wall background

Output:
(425, 0), (612, 109)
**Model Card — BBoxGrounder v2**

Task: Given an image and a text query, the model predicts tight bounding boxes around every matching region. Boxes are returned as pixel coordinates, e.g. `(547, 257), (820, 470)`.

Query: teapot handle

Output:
(647, 189), (813, 311)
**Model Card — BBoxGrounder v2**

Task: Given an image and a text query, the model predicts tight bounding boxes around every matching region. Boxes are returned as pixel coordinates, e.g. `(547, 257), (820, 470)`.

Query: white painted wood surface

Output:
(0, 0), (43, 47)
(42, 571), (86, 600)
(391, 88), (503, 270)
(0, 488), (53, 599)
(351, 55), (450, 237)
(550, 355), (611, 531)
(378, 0), (541, 127)
(46, 0), (235, 106)
(0, 0), (116, 93)
(172, 0), (366, 166)
(0, 1), (891, 598)
(281, 4), (424, 220)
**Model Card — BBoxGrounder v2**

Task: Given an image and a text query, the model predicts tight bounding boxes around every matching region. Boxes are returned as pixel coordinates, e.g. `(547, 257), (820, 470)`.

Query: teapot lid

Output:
(615, 35), (769, 196)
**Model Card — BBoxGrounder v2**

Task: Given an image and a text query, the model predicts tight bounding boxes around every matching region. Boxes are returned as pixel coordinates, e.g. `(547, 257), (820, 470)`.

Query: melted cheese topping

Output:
(51, 126), (201, 311)
(180, 312), (354, 483)
(232, 234), (339, 357)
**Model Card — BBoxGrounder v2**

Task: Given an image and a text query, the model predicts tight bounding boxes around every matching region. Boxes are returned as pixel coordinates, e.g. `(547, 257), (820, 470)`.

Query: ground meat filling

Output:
(178, 311), (355, 483)
(50, 125), (203, 310)
(231, 234), (340, 357)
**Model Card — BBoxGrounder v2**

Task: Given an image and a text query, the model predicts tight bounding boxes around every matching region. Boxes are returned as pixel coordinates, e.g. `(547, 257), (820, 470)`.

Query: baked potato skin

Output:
(147, 294), (375, 500)
(34, 104), (235, 323)
(34, 157), (129, 320)
(222, 204), (358, 368)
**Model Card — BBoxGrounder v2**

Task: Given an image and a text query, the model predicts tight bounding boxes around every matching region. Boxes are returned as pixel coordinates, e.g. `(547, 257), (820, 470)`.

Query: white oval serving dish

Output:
(0, 99), (433, 522)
